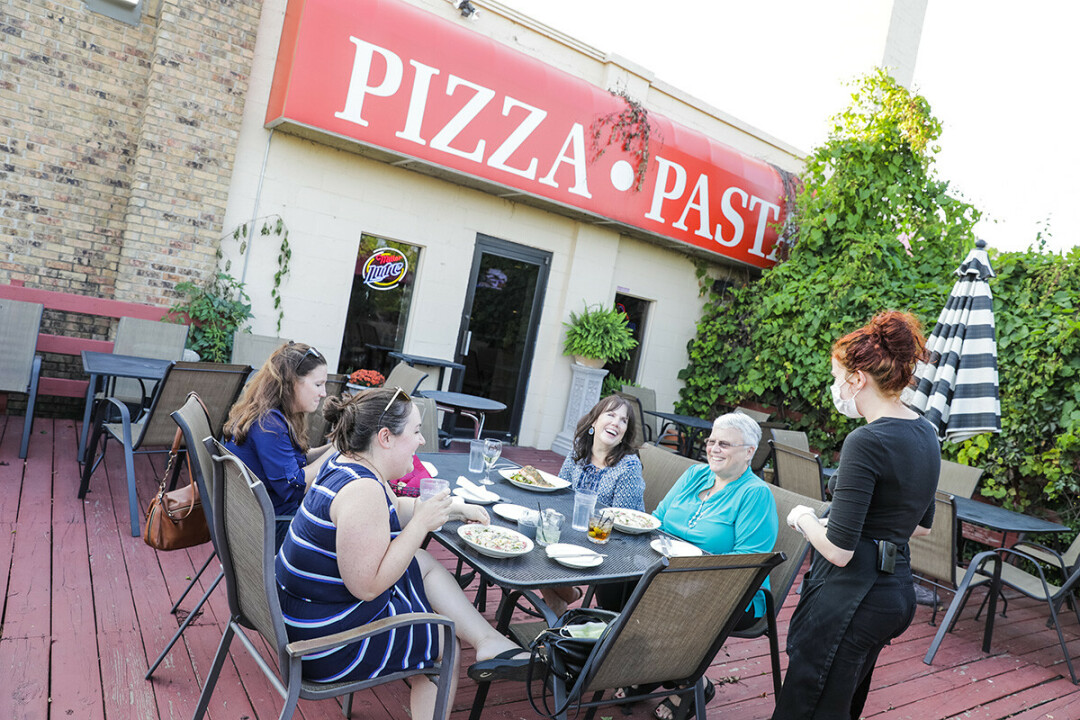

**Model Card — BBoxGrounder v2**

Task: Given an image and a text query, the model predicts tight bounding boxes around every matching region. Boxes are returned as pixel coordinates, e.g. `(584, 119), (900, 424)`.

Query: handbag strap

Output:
(156, 427), (201, 521)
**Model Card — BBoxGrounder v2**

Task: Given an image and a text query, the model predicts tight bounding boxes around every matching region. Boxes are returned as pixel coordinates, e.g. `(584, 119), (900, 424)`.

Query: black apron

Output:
(772, 537), (903, 720)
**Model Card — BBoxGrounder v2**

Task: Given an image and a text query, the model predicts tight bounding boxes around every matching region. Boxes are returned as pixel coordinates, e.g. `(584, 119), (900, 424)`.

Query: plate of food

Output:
(650, 537), (703, 558)
(610, 508), (661, 534)
(545, 543), (604, 569)
(492, 503), (532, 522)
(457, 524), (533, 558)
(500, 465), (571, 492)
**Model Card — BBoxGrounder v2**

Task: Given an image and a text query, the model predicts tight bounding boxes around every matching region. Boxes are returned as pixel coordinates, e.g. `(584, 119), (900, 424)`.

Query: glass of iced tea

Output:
(587, 508), (615, 545)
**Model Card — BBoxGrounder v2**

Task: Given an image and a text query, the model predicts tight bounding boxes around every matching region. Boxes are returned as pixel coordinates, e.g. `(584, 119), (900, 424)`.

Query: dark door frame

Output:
(452, 234), (551, 441)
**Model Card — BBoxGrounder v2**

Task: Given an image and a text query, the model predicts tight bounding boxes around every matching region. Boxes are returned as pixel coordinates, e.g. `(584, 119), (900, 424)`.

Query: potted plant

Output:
(347, 368), (385, 393)
(562, 303), (638, 368)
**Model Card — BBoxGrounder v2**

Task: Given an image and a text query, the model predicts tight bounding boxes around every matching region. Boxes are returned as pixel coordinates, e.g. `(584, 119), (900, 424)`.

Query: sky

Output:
(495, 0), (1078, 255)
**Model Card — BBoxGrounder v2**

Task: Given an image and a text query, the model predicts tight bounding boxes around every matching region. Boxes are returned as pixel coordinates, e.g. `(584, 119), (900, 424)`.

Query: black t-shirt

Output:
(825, 416), (940, 551)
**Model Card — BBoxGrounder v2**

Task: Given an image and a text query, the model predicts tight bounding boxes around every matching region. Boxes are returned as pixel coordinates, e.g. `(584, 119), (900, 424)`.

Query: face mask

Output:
(831, 377), (862, 419)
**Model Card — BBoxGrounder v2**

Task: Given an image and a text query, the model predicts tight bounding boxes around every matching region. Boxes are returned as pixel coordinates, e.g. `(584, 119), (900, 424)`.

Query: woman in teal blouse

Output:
(646, 412), (779, 720)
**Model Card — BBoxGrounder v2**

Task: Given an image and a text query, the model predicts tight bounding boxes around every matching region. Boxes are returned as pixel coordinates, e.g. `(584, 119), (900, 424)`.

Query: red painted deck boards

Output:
(2, 416), (1080, 719)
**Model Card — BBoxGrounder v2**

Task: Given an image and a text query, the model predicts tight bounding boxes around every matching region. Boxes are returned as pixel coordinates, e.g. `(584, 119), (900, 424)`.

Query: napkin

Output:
(455, 476), (499, 503)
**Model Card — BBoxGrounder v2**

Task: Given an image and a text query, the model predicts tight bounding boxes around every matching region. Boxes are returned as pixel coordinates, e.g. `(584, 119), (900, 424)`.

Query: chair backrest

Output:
(230, 332), (290, 368)
(616, 392), (649, 446)
(620, 385), (658, 438)
(208, 440), (290, 672)
(307, 373), (348, 447)
(735, 405), (771, 423)
(416, 395), (441, 454)
(384, 362), (428, 395)
(937, 459), (983, 499)
(579, 552), (783, 694)
(131, 362), (251, 448)
(770, 429), (810, 452)
(765, 484), (829, 608)
(770, 441), (825, 500)
(0, 298), (43, 393)
(171, 394), (220, 547)
(909, 491), (958, 586)
(638, 443), (697, 513)
(112, 317), (190, 401)
(753, 427), (806, 474)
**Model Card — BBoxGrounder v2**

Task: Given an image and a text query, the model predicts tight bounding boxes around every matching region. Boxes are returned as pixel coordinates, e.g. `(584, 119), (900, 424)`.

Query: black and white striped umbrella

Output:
(911, 240), (1001, 443)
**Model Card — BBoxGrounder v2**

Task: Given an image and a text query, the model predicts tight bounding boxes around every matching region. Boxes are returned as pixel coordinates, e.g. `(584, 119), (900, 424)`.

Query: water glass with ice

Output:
(572, 489), (598, 531)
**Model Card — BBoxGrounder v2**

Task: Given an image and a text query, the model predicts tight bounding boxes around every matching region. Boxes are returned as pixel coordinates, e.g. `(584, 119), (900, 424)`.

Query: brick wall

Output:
(0, 0), (262, 415)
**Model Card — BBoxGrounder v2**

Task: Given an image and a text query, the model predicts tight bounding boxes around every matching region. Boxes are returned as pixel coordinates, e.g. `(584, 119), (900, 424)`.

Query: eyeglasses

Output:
(294, 346), (322, 370)
(377, 386), (411, 428)
(705, 440), (751, 451)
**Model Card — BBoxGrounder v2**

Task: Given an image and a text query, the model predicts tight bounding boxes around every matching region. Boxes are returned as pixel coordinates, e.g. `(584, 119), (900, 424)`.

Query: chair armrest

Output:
(286, 612), (454, 657)
(1011, 540), (1067, 573)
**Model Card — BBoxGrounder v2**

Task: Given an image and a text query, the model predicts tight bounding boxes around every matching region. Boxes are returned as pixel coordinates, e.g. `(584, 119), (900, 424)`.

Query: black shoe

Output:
(467, 649), (535, 682)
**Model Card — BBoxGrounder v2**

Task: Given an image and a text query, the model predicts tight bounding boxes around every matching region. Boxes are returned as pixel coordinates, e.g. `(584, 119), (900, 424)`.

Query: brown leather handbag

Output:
(143, 428), (211, 551)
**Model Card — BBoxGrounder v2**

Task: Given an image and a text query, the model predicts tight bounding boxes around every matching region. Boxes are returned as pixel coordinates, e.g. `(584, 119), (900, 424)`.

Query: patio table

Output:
(77, 351), (173, 464)
(953, 496), (1068, 547)
(420, 452), (679, 720)
(644, 410), (712, 457)
(388, 351), (465, 390)
(419, 390), (506, 440)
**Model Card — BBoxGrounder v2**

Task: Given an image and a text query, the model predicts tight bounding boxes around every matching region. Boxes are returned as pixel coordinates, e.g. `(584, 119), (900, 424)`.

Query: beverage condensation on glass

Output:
(468, 440), (485, 474)
(572, 489), (597, 531)
(418, 477), (450, 531)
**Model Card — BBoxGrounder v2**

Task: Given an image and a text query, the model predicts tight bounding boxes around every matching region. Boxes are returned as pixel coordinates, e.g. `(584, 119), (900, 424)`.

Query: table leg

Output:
(77, 372), (100, 464)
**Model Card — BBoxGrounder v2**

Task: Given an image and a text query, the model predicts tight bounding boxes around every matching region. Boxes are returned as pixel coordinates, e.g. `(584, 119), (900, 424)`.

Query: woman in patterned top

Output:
(276, 387), (536, 719)
(544, 394), (645, 615)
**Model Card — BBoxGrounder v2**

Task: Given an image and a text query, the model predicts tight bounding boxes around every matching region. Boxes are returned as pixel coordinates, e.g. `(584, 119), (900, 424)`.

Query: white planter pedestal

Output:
(551, 362), (608, 456)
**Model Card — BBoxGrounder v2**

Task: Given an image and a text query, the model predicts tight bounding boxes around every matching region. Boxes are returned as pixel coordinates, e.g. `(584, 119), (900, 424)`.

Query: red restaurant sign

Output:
(266, 0), (788, 268)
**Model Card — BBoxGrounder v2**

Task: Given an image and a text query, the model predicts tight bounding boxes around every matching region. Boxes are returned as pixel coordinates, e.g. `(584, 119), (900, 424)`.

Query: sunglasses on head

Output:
(288, 342), (322, 370)
(377, 386), (411, 428)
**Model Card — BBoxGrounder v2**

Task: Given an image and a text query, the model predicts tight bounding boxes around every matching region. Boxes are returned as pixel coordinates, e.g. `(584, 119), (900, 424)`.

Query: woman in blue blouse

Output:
(544, 394), (645, 615)
(636, 412), (779, 720)
(223, 342), (336, 547)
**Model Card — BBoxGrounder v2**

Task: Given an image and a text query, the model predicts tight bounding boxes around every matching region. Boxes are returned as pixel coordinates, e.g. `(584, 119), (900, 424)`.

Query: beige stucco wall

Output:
(222, 0), (803, 448)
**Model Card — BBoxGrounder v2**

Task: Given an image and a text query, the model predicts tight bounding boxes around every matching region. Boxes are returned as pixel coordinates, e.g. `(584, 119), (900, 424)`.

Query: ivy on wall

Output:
(678, 69), (1080, 525)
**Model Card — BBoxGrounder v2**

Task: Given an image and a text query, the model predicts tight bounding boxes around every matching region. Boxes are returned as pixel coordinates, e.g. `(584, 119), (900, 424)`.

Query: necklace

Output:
(351, 453), (384, 484)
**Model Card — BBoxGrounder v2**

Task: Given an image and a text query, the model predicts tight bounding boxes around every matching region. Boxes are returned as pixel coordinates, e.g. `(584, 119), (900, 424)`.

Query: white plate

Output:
(421, 460), (438, 476)
(453, 487), (498, 505)
(492, 503), (531, 522)
(545, 543), (604, 568)
(610, 508), (661, 534)
(457, 525), (533, 558)
(650, 538), (703, 557)
(499, 467), (571, 492)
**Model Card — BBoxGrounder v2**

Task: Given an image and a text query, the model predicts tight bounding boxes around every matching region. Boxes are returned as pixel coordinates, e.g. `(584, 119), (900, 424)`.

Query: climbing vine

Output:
(590, 88), (657, 191)
(220, 215), (292, 334)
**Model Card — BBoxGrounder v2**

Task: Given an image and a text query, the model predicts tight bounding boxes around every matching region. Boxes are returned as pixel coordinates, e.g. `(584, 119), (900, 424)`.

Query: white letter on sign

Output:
(335, 37), (403, 128)
(672, 174), (713, 239)
(643, 157), (686, 223)
(715, 186), (748, 247)
(748, 196), (781, 258)
(429, 75), (496, 163)
(486, 95), (546, 180)
(538, 123), (591, 198)
(395, 60), (441, 145)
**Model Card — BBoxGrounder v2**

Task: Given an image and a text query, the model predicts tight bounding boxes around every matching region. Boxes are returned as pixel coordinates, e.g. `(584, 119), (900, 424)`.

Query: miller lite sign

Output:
(266, 0), (790, 268)
(362, 248), (408, 290)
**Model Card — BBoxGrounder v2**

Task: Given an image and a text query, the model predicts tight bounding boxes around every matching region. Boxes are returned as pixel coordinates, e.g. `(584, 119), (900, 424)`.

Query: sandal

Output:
(653, 679), (715, 720)
(467, 648), (536, 683)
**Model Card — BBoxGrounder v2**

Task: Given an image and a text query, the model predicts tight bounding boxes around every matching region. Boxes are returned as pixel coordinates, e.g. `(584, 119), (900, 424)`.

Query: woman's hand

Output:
(453, 500), (490, 525)
(787, 505), (818, 534)
(412, 489), (452, 533)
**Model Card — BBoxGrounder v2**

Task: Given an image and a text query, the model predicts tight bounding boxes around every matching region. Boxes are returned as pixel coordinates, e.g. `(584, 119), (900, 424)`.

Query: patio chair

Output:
(769, 429), (810, 452)
(78, 361), (250, 536)
(770, 441), (826, 500)
(110, 316), (190, 408)
(753, 427), (808, 479)
(0, 298), (44, 459)
(416, 395), (441, 454)
(487, 552), (783, 720)
(1009, 534), (1080, 585)
(145, 392), (225, 679)
(230, 331), (290, 369)
(730, 484), (829, 698)
(924, 547), (1080, 684)
(734, 405), (771, 423)
(909, 491), (990, 625)
(306, 372), (348, 447)
(620, 385), (681, 448)
(638, 443), (696, 513)
(191, 443), (457, 720)
(937, 459), (983, 498)
(384, 361), (428, 395)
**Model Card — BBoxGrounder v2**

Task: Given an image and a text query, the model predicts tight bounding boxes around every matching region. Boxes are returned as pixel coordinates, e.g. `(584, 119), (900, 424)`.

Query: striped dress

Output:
(275, 455), (439, 683)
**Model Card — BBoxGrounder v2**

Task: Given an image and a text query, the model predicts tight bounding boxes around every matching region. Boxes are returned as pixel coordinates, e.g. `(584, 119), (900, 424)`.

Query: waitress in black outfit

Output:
(773, 311), (940, 720)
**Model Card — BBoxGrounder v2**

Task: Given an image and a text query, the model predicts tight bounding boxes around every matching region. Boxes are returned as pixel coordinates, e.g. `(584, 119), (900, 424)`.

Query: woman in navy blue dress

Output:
(276, 387), (535, 719)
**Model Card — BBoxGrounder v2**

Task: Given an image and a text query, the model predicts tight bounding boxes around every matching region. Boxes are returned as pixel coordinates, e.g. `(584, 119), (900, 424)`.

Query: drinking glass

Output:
(536, 509), (563, 547)
(587, 508), (615, 545)
(572, 489), (598, 531)
(419, 477), (450, 531)
(468, 440), (485, 474)
(480, 438), (502, 485)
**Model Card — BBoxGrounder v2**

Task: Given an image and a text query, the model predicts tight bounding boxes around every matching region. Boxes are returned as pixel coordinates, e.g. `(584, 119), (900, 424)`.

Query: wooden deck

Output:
(3, 415), (1080, 720)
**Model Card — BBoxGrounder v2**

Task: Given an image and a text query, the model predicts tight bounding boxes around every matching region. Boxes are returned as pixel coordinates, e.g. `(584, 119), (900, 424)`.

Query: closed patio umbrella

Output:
(910, 239), (1001, 443)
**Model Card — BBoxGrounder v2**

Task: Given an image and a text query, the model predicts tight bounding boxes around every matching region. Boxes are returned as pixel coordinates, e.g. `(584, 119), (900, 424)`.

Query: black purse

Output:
(526, 607), (619, 718)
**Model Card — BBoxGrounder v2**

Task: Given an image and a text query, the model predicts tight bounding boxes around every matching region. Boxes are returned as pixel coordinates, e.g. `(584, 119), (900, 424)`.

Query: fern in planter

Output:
(563, 303), (638, 365)
(165, 272), (253, 363)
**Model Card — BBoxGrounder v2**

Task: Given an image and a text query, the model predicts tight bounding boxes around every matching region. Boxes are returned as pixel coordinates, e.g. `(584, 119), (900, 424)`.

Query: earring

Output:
(588, 427), (594, 435)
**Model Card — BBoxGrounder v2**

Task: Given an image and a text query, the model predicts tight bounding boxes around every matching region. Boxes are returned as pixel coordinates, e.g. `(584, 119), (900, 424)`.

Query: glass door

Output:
(452, 235), (550, 441)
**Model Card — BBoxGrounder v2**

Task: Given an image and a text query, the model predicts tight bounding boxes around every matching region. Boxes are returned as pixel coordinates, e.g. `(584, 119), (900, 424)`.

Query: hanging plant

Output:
(589, 88), (657, 192)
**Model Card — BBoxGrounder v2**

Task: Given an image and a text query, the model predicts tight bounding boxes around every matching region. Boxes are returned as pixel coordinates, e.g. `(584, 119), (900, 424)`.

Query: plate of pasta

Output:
(457, 524), (534, 558)
(610, 508), (661, 534)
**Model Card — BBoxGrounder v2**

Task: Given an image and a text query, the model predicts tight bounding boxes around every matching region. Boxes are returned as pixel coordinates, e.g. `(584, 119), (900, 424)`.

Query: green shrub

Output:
(165, 272), (253, 363)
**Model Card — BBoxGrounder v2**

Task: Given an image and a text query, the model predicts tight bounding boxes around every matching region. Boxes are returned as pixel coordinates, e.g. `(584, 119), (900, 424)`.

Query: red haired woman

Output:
(773, 311), (939, 720)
